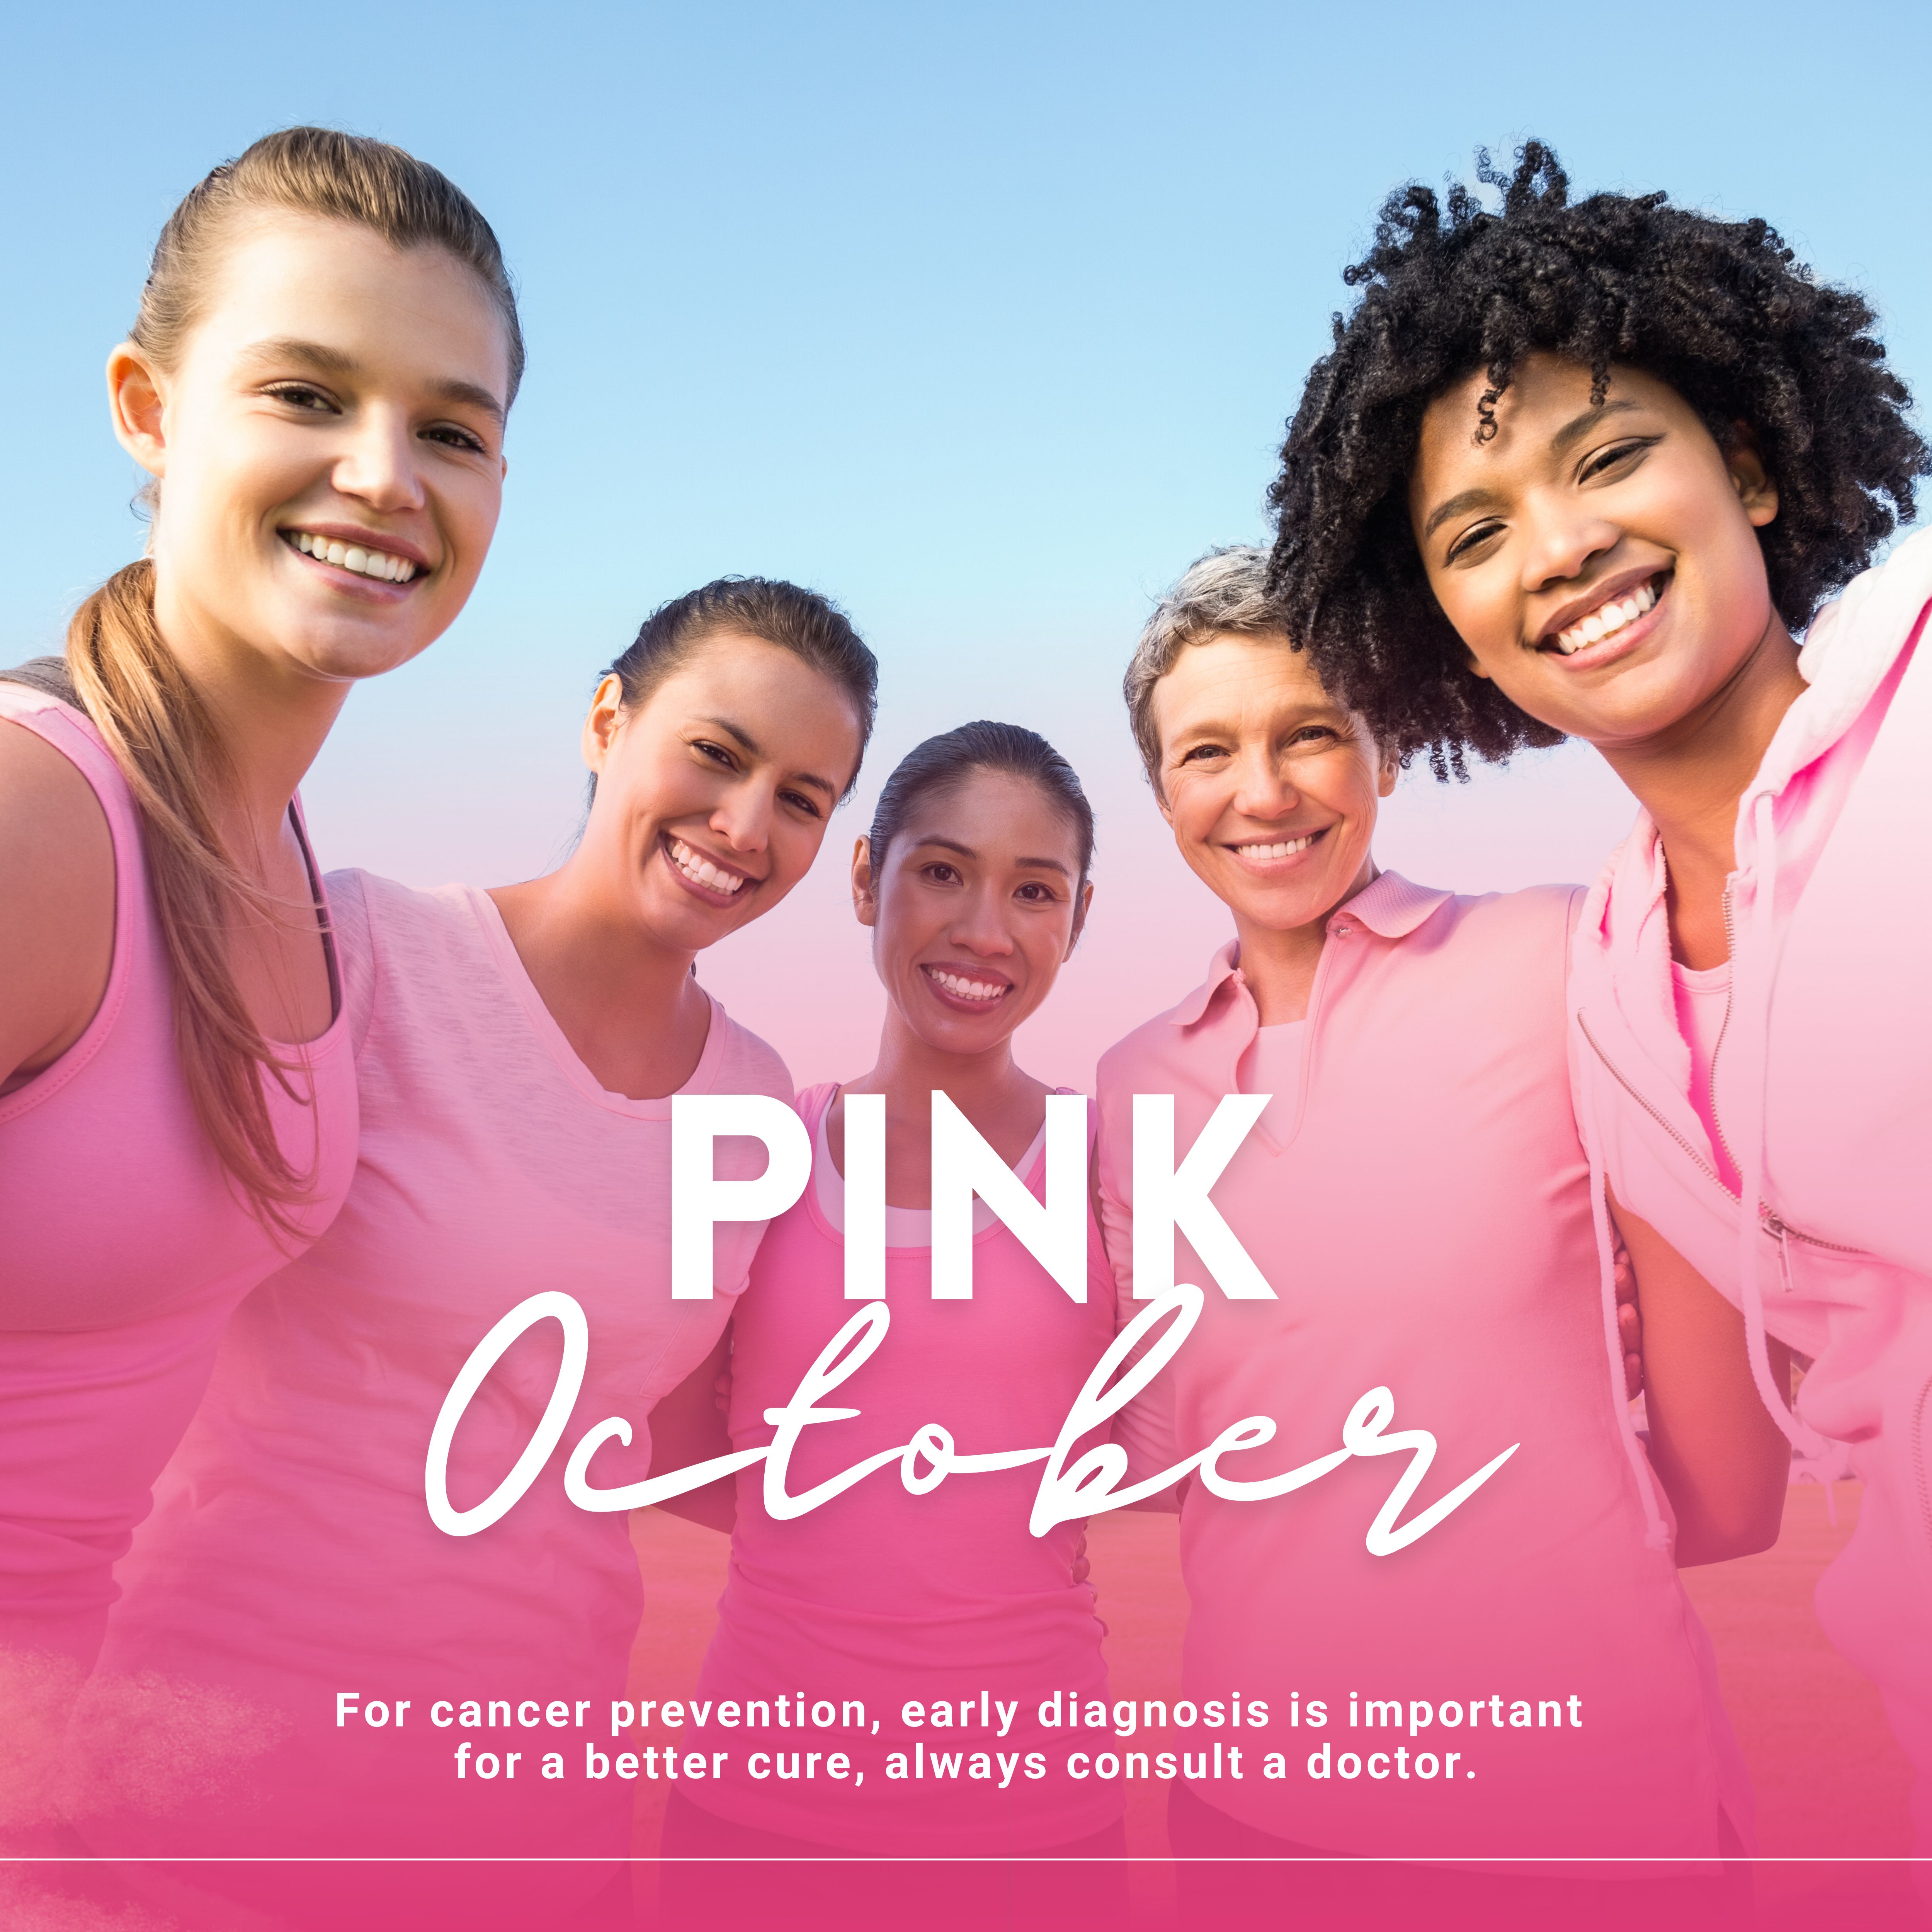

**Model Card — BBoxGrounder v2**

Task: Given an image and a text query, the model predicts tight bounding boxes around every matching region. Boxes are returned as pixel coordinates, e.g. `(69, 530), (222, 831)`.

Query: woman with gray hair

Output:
(1097, 546), (1784, 1923)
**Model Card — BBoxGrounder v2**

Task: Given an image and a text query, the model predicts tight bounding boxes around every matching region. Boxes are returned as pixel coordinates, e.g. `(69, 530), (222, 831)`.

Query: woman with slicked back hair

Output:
(0, 125), (518, 1730)
(645, 721), (1129, 1931)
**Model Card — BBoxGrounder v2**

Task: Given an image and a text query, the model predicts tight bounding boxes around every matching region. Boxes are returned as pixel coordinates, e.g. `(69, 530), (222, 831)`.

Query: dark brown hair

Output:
(867, 721), (1095, 885)
(604, 577), (879, 797)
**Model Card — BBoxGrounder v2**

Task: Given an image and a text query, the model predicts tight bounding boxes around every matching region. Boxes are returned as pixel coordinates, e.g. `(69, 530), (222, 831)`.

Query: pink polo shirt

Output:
(1095, 872), (1747, 1865)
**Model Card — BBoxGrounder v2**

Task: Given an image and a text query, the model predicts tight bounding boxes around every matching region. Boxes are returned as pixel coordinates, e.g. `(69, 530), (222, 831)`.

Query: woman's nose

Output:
(1521, 492), (1619, 593)
(331, 407), (428, 515)
(709, 786), (772, 856)
(1232, 747), (1298, 819)
(950, 884), (1016, 955)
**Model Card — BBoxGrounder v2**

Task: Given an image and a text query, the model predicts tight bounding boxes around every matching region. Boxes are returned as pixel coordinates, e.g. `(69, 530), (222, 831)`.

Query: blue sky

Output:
(7, 0), (1929, 1081)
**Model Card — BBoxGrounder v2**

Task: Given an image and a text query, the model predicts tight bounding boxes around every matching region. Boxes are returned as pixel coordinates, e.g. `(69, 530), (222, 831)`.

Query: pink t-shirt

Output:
(84, 872), (790, 1925)
(1096, 872), (1747, 1864)
(1671, 960), (1740, 1194)
(1247, 1019), (1305, 1144)
(0, 682), (355, 1670)
(686, 1082), (1122, 1854)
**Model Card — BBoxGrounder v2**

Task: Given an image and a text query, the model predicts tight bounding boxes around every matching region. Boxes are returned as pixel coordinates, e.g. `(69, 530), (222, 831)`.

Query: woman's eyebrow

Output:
(1163, 716), (1235, 747)
(699, 717), (840, 799)
(430, 376), (507, 424)
(1422, 487), (1502, 541)
(1422, 400), (1650, 539)
(241, 335), (358, 377)
(1549, 396), (1642, 457)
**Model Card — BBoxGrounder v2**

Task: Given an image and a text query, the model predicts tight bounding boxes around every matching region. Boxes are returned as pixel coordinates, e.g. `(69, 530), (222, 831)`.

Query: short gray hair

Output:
(1124, 545), (1293, 792)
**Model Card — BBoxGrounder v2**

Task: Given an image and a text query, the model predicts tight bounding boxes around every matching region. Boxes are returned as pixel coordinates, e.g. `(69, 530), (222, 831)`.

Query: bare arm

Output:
(642, 1326), (737, 1535)
(0, 721), (113, 1094)
(1612, 1192), (1790, 1565)
(1093, 1160), (1185, 1511)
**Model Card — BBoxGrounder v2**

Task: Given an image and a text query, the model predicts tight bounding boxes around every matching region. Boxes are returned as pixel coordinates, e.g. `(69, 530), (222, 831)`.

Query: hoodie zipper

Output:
(1577, 1012), (1869, 1258)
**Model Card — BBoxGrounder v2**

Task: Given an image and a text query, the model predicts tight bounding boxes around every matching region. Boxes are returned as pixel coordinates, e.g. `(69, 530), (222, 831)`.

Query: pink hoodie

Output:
(1568, 526), (1932, 1864)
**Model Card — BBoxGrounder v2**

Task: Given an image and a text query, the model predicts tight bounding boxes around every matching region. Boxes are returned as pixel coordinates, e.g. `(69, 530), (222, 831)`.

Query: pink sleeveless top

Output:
(687, 1081), (1123, 1855)
(0, 682), (356, 1667)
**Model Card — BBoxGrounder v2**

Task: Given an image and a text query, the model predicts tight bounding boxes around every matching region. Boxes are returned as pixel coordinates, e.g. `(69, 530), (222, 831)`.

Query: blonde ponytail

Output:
(66, 561), (319, 1235)
(66, 128), (521, 1232)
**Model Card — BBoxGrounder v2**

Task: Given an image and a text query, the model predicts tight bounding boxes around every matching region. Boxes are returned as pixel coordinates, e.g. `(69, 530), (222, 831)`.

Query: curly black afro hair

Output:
(1266, 141), (1928, 778)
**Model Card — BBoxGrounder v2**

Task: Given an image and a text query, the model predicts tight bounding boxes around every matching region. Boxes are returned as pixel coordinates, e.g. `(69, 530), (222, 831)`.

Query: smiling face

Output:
(111, 213), (512, 692)
(1150, 632), (1394, 935)
(1408, 354), (1784, 750)
(856, 766), (1092, 1058)
(579, 634), (865, 956)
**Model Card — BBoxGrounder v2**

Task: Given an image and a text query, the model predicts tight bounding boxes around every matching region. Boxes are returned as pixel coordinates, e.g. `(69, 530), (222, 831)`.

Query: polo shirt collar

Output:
(1166, 870), (1452, 1028)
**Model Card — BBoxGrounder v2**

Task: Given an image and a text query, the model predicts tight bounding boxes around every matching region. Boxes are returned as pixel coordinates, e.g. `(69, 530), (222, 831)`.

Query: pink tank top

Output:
(0, 682), (357, 1666)
(686, 1081), (1123, 1855)
(1671, 959), (1740, 1194)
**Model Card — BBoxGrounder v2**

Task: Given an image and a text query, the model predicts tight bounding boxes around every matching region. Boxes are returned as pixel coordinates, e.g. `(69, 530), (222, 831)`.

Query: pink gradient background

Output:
(8, 1), (1932, 1920)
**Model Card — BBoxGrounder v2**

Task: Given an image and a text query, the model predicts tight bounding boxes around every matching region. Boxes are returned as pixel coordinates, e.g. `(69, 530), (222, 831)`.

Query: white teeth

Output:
(668, 837), (746, 895)
(1235, 834), (1315, 860)
(1552, 579), (1658, 655)
(927, 968), (1005, 1002)
(286, 531), (419, 583)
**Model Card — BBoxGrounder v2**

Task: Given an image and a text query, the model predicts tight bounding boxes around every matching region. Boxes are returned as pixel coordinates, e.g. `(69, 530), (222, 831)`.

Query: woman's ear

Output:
(1726, 423), (1780, 529)
(1377, 746), (1401, 799)
(851, 836), (879, 927)
(107, 343), (168, 479)
(580, 673), (627, 775)
(1066, 879), (1095, 957)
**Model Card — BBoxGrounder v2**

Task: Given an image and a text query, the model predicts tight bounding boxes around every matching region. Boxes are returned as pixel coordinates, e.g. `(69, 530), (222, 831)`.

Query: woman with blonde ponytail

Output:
(0, 124), (519, 1709)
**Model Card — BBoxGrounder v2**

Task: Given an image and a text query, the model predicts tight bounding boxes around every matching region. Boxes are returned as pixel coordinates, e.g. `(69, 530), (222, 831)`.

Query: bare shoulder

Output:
(0, 718), (116, 1088)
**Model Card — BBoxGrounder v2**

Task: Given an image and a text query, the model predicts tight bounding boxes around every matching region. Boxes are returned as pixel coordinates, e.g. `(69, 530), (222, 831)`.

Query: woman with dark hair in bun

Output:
(85, 580), (877, 1929)
(655, 722), (1128, 1930)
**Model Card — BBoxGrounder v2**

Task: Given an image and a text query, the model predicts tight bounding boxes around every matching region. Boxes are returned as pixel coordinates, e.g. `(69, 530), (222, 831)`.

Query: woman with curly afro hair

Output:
(1270, 141), (1932, 1887)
